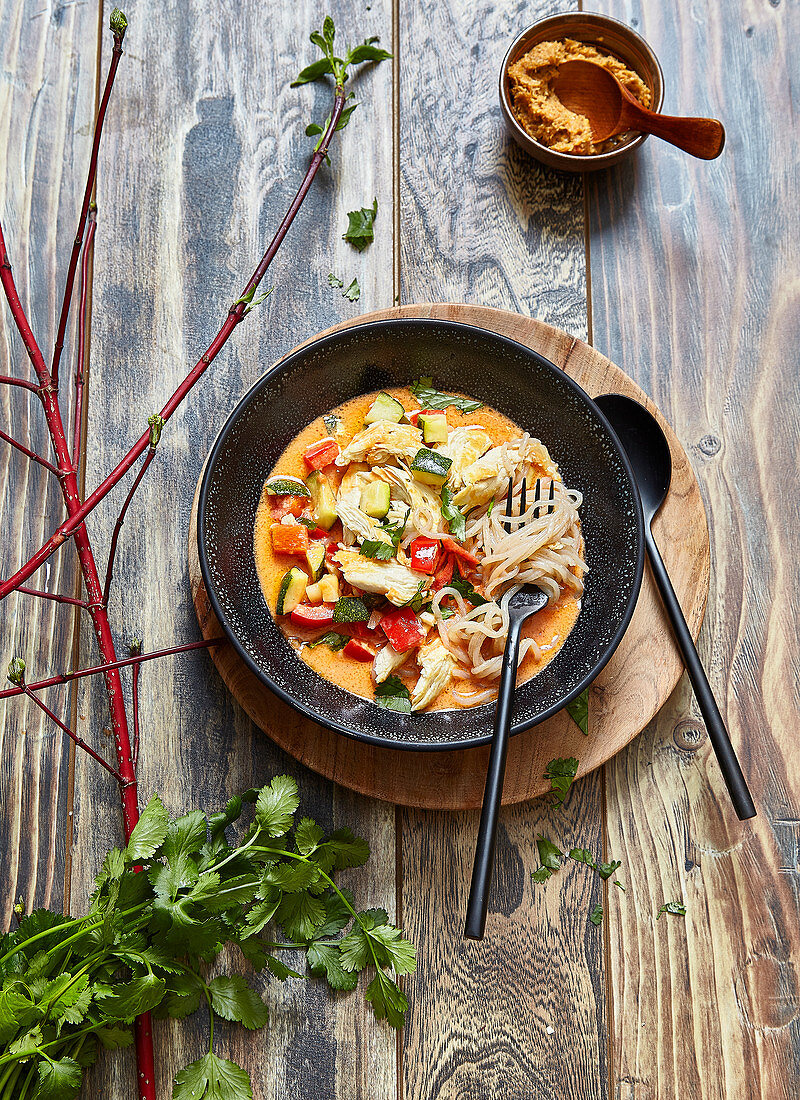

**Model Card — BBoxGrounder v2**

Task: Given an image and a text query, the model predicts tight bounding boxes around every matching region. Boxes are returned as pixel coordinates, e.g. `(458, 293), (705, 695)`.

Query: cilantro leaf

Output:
(449, 565), (490, 606)
(359, 539), (394, 560)
(295, 817), (325, 856)
(531, 867), (552, 884)
(35, 1056), (82, 1100)
(440, 486), (466, 541)
(208, 975), (269, 1030)
(565, 688), (589, 735)
(544, 757), (579, 807)
(569, 848), (595, 867)
(656, 901), (686, 920)
(172, 1052), (253, 1100)
(95, 974), (166, 1021)
(327, 273), (344, 290)
(321, 828), (370, 870)
(374, 676), (411, 713)
(264, 955), (303, 981)
(276, 891), (327, 942)
(410, 377), (483, 413)
(589, 904), (603, 926)
(255, 775), (299, 838)
(306, 632), (349, 651)
(307, 943), (359, 990)
(96, 1025), (135, 1049)
(343, 198), (377, 251)
(343, 277), (361, 302)
(536, 836), (562, 871)
(365, 970), (408, 1028)
(596, 860), (622, 881)
(125, 792), (169, 862)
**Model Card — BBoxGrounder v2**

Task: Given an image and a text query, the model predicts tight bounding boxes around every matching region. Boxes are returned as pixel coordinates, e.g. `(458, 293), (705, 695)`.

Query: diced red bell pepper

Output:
(380, 606), (426, 654)
(343, 638), (376, 662)
(307, 526), (328, 539)
(271, 495), (308, 520)
(407, 409), (422, 426)
(409, 536), (440, 574)
(303, 437), (340, 471)
(270, 523), (310, 556)
(433, 553), (455, 591)
(348, 620), (380, 642)
(441, 536), (479, 565)
(290, 603), (335, 628)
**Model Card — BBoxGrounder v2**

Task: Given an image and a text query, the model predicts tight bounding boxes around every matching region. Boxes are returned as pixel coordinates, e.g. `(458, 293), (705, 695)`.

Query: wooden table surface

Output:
(1, 2), (798, 1098)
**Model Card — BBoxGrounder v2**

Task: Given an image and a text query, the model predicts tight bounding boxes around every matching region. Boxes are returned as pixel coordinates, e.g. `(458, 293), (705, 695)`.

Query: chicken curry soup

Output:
(254, 385), (585, 712)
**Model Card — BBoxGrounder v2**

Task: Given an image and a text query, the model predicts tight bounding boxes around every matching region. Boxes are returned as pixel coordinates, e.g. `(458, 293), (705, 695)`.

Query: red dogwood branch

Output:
(22, 685), (124, 783)
(102, 443), (156, 606)
(15, 586), (89, 608)
(0, 375), (39, 393)
(0, 428), (59, 475)
(72, 207), (96, 466)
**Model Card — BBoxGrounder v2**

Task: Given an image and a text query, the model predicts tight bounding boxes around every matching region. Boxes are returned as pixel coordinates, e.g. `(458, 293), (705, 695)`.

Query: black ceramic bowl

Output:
(198, 319), (644, 751)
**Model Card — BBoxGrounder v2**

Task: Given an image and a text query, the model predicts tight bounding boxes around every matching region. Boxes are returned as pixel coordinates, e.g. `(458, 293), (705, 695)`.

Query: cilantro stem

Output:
(0, 901), (150, 966)
(0, 1022), (104, 1069)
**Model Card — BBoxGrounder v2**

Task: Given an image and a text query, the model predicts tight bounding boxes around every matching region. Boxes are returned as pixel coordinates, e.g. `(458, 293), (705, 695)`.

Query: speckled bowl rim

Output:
(197, 319), (645, 753)
(499, 11), (665, 172)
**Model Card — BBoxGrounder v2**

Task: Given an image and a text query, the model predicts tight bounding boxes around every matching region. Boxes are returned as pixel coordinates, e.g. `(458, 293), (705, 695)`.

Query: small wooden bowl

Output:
(499, 12), (664, 173)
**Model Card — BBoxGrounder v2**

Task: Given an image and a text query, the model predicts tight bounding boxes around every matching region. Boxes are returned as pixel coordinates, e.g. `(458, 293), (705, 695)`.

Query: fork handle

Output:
(465, 615), (524, 939)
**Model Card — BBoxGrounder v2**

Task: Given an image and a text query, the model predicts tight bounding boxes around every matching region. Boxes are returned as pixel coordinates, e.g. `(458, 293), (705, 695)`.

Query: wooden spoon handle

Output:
(621, 98), (726, 159)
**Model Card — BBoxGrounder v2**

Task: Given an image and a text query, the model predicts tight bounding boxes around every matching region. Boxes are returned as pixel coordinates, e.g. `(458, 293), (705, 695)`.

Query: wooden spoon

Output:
(552, 60), (725, 160)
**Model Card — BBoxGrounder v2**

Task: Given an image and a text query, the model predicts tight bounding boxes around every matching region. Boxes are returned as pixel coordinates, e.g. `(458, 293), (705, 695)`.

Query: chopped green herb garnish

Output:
(375, 676), (412, 713)
(613, 881), (625, 891)
(596, 860), (622, 881)
(440, 486), (466, 541)
(343, 277), (361, 302)
(307, 632), (350, 651)
(589, 904), (603, 926)
(487, 499), (495, 517)
(449, 565), (490, 607)
(565, 687), (589, 735)
(378, 507), (410, 549)
(569, 847), (595, 868)
(323, 414), (340, 433)
(656, 901), (686, 920)
(410, 377), (483, 413)
(359, 540), (395, 560)
(536, 835), (562, 871)
(328, 273), (344, 289)
(344, 198), (378, 251)
(544, 757), (579, 807)
(531, 867), (552, 885)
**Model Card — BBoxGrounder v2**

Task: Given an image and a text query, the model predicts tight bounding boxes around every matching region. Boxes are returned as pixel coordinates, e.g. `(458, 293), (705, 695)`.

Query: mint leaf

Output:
(172, 1052), (253, 1100)
(440, 486), (466, 541)
(374, 676), (411, 713)
(347, 41), (392, 65)
(126, 792), (169, 862)
(536, 836), (562, 871)
(410, 377), (483, 413)
(208, 975), (268, 1030)
(544, 757), (579, 807)
(565, 688), (589, 735)
(656, 901), (686, 920)
(35, 1056), (82, 1100)
(343, 198), (377, 251)
(291, 57), (335, 86)
(589, 904), (603, 926)
(255, 775), (299, 838)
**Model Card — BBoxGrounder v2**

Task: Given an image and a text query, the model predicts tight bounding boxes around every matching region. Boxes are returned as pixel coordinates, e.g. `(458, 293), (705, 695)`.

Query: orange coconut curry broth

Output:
(253, 385), (583, 712)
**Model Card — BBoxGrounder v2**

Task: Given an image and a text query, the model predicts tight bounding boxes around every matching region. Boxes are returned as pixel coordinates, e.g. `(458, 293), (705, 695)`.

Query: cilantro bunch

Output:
(0, 776), (415, 1100)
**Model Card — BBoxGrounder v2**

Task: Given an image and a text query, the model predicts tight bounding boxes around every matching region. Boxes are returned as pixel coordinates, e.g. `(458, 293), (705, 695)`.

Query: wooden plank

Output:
(589, 2), (800, 1096)
(0, 0), (98, 920)
(70, 3), (397, 1098)
(397, 2), (610, 1096)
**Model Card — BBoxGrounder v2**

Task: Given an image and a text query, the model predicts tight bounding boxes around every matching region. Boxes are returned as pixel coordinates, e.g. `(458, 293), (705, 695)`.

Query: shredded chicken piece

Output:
(411, 639), (454, 711)
(334, 549), (428, 606)
(340, 422), (423, 465)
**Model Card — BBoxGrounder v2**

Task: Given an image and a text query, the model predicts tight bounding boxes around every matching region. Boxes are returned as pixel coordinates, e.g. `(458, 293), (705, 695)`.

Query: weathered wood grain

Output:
(0, 0), (97, 921)
(397, 2), (609, 1096)
(69, 2), (397, 1098)
(590, 1), (800, 1096)
(187, 302), (710, 811)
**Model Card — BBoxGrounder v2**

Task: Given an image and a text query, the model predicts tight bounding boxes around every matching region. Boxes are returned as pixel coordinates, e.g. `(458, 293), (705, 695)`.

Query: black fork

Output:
(464, 477), (552, 940)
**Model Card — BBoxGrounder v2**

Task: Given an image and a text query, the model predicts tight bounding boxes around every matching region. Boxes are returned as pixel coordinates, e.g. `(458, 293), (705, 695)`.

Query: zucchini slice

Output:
(305, 542), (326, 582)
(265, 475), (311, 497)
(364, 392), (405, 424)
(332, 596), (371, 623)
(410, 447), (453, 487)
(419, 411), (448, 444)
(276, 567), (308, 615)
(360, 481), (391, 519)
(305, 470), (337, 530)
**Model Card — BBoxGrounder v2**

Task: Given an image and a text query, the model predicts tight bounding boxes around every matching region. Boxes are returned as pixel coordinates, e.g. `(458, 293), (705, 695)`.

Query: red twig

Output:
(0, 85), (347, 602)
(102, 447), (155, 606)
(0, 637), (225, 700)
(72, 208), (96, 467)
(22, 685), (124, 783)
(0, 427), (60, 475)
(0, 375), (38, 393)
(16, 585), (89, 608)
(50, 38), (124, 390)
(130, 638), (142, 770)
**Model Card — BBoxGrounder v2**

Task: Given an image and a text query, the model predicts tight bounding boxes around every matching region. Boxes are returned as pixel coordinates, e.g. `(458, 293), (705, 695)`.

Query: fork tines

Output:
(504, 476), (554, 533)
(533, 477), (555, 517)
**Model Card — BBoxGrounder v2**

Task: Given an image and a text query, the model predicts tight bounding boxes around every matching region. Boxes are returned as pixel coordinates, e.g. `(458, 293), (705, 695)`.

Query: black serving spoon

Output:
(465, 478), (550, 940)
(594, 394), (756, 821)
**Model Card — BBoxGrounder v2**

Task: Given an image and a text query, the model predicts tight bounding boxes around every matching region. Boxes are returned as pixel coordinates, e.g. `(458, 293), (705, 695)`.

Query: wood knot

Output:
(673, 720), (707, 752)
(734, 952), (800, 1031)
(697, 434), (721, 457)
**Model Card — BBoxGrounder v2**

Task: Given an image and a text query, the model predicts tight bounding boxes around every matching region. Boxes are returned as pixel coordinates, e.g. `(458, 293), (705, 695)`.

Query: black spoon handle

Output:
(465, 616), (524, 940)
(645, 525), (756, 820)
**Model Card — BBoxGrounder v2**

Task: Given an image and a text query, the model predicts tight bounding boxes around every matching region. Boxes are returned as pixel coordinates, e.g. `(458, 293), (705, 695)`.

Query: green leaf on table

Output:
(364, 923), (416, 975)
(365, 970), (408, 1028)
(321, 827), (370, 871)
(0, 983), (37, 1043)
(151, 811), (208, 897)
(536, 835), (562, 871)
(291, 56), (335, 86)
(240, 892), (282, 940)
(343, 198), (377, 251)
(200, 874), (259, 912)
(343, 277), (361, 302)
(35, 1056), (82, 1100)
(275, 891), (326, 942)
(410, 377), (483, 413)
(440, 486), (466, 541)
(172, 1052), (253, 1100)
(155, 972), (204, 1020)
(596, 860), (622, 881)
(569, 848), (595, 867)
(656, 901), (686, 920)
(544, 757), (579, 807)
(255, 775), (299, 838)
(311, 889), (356, 938)
(346, 41), (392, 65)
(327, 273), (344, 290)
(264, 955), (303, 982)
(262, 860), (321, 895)
(208, 975), (268, 1030)
(95, 973), (166, 1021)
(589, 904), (603, 926)
(565, 688), (589, 735)
(126, 792), (169, 862)
(374, 676), (411, 713)
(307, 942), (359, 990)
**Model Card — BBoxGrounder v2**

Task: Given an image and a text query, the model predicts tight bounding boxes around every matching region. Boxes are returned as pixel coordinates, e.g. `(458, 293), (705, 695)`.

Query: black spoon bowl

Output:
(594, 394), (756, 821)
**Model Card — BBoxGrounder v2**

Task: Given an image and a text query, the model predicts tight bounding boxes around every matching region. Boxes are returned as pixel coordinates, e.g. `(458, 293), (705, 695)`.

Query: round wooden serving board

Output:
(189, 305), (710, 810)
